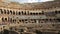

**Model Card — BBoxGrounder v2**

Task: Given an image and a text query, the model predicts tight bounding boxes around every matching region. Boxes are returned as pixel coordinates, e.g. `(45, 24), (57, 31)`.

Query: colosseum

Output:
(0, 0), (60, 34)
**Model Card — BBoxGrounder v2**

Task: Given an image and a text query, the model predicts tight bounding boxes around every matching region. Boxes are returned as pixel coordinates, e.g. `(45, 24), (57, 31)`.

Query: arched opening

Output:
(1, 9), (3, 14)
(19, 20), (21, 22)
(4, 10), (6, 14)
(3, 29), (9, 34)
(35, 30), (42, 34)
(27, 11), (29, 15)
(55, 11), (58, 14)
(33, 13), (35, 15)
(30, 13), (32, 15)
(13, 19), (15, 23)
(36, 13), (38, 15)
(52, 24), (55, 27)
(22, 20), (24, 23)
(24, 11), (26, 15)
(39, 13), (41, 15)
(20, 29), (24, 32)
(7, 10), (9, 14)
(13, 11), (15, 15)
(17, 22), (19, 24)
(22, 11), (23, 15)
(10, 18), (13, 22)
(42, 11), (44, 15)
(57, 19), (60, 22)
(25, 19), (27, 21)
(10, 10), (12, 15)
(5, 18), (7, 21)
(2, 17), (4, 22)
(58, 11), (60, 13)
(19, 12), (21, 15)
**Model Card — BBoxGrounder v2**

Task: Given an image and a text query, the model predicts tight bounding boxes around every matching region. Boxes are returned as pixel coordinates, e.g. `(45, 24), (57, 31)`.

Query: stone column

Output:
(36, 20), (39, 23)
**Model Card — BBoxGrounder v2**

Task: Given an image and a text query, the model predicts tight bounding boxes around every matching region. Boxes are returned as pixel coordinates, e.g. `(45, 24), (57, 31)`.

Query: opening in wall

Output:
(25, 19), (27, 21)
(36, 13), (38, 15)
(10, 10), (12, 14)
(27, 11), (29, 15)
(33, 13), (35, 15)
(7, 10), (9, 14)
(19, 20), (21, 22)
(59, 11), (60, 13)
(1, 9), (3, 14)
(2, 17), (4, 22)
(13, 11), (15, 15)
(22, 11), (23, 15)
(24, 11), (26, 15)
(42, 11), (44, 14)
(57, 19), (60, 22)
(39, 13), (41, 15)
(5, 18), (7, 21)
(4, 10), (6, 14)
(19, 12), (21, 15)
(55, 11), (58, 14)
(30, 13), (32, 15)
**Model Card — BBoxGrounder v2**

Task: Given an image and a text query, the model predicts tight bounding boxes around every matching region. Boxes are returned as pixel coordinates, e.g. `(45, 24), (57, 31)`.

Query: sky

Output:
(5, 0), (54, 3)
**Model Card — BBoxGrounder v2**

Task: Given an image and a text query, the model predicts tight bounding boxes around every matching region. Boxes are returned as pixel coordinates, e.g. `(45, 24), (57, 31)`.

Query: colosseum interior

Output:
(0, 0), (60, 34)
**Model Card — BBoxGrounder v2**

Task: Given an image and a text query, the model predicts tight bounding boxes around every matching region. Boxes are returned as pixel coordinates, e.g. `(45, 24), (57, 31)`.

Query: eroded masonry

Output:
(0, 1), (60, 34)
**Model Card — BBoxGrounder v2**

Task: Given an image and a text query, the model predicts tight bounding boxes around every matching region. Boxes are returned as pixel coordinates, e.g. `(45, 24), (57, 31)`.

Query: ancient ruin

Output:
(0, 0), (60, 34)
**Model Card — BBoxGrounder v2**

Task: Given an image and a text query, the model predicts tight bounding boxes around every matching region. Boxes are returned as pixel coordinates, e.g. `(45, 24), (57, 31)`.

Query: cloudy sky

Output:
(5, 0), (54, 3)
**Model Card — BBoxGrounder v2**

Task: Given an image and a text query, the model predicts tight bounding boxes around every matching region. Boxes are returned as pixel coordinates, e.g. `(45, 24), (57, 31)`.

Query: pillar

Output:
(36, 20), (39, 23)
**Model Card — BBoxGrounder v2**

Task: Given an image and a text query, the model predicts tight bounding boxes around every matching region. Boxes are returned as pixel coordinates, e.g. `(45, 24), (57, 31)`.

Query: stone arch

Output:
(0, 9), (3, 14)
(3, 29), (9, 34)
(10, 10), (12, 15)
(7, 10), (9, 14)
(19, 12), (21, 15)
(35, 30), (42, 34)
(13, 11), (15, 15)
(4, 9), (6, 14)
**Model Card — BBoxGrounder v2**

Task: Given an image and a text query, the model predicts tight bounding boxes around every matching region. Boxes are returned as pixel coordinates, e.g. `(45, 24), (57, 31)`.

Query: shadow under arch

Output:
(3, 29), (9, 34)
(35, 30), (42, 34)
